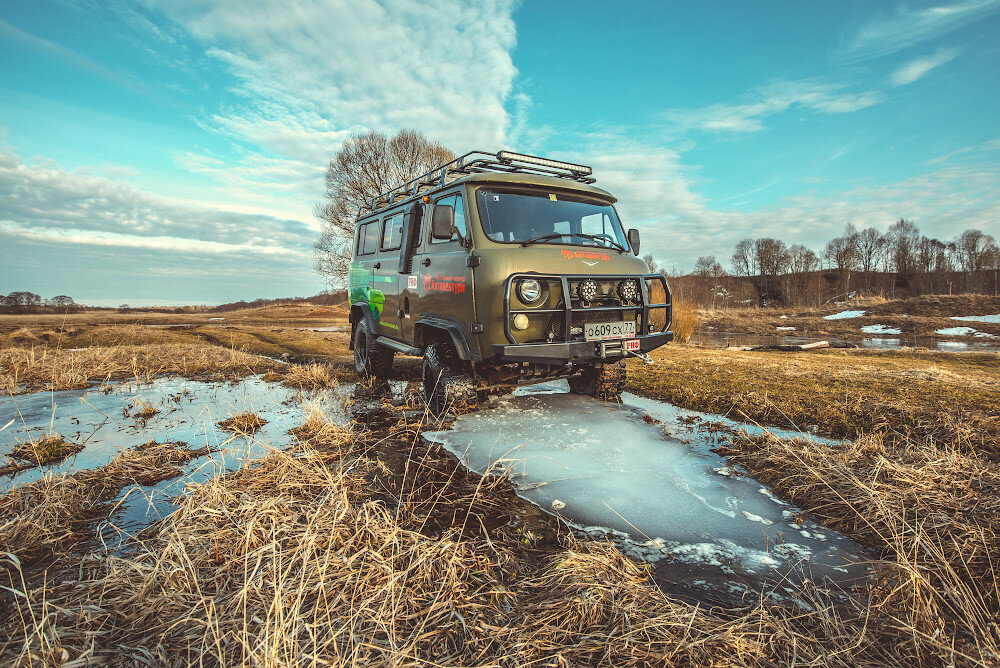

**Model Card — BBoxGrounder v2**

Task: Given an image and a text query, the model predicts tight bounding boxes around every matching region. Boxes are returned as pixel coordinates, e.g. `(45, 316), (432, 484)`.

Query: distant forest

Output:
(0, 291), (347, 315)
(661, 220), (999, 307)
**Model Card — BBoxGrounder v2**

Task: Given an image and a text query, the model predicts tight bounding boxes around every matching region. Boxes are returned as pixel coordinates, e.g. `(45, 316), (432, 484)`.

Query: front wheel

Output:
(568, 360), (626, 400)
(353, 322), (394, 378)
(422, 343), (478, 416)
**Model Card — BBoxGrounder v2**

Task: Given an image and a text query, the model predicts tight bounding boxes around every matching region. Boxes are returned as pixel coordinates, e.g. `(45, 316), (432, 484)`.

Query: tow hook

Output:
(629, 351), (654, 364)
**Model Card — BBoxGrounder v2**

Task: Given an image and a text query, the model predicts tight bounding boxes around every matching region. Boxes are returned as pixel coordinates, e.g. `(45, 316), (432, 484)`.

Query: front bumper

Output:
(492, 331), (673, 365)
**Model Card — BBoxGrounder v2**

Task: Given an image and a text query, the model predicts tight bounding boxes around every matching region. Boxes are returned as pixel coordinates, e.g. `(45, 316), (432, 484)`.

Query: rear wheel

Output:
(568, 360), (626, 400)
(422, 343), (478, 415)
(353, 322), (394, 378)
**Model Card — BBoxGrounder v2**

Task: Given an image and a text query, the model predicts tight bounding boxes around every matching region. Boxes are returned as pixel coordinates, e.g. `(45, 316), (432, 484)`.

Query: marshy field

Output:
(2, 296), (999, 666)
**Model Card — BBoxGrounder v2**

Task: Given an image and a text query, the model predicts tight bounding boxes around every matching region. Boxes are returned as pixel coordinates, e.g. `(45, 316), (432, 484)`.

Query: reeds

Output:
(672, 299), (697, 343)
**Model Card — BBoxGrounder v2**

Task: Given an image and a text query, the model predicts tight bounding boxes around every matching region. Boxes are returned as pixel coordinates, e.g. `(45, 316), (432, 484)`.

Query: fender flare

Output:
(414, 316), (479, 362)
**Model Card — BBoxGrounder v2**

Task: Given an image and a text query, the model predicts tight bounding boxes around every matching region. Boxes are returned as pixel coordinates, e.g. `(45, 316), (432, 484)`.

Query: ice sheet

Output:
(427, 381), (867, 587)
(823, 310), (866, 320)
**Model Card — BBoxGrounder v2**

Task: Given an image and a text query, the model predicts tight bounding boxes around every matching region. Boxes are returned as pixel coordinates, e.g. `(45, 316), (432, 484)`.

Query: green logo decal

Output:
(368, 289), (384, 318)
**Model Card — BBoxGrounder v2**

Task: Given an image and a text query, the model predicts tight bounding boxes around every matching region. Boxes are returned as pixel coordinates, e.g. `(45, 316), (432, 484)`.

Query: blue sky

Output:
(1, 0), (998, 305)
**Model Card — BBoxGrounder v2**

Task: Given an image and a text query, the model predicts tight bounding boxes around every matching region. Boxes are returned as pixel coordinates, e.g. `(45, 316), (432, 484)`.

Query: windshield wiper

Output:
(573, 233), (628, 253)
(520, 232), (566, 247)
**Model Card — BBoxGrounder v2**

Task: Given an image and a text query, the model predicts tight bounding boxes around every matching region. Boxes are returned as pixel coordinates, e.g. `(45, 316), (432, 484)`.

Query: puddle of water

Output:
(1, 376), (351, 543)
(693, 331), (1000, 353)
(426, 380), (869, 599)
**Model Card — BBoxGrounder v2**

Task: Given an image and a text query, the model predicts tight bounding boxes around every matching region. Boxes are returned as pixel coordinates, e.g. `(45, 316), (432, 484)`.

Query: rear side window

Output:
(381, 214), (403, 250)
(356, 221), (380, 256)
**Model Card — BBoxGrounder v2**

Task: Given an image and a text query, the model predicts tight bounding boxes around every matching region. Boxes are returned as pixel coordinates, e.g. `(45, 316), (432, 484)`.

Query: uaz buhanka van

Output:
(348, 150), (673, 414)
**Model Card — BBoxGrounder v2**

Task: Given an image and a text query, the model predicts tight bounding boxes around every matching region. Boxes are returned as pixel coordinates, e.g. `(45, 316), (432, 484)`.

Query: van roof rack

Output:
(357, 150), (596, 218)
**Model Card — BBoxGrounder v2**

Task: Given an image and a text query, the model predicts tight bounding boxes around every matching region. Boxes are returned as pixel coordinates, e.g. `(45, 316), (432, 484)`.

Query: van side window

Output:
(357, 221), (379, 256)
(356, 224), (366, 255)
(430, 194), (467, 244)
(381, 214), (403, 250)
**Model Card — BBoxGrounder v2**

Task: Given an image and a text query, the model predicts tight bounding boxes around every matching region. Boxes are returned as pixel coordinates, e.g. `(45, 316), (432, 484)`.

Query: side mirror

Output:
(431, 204), (455, 240)
(627, 228), (640, 256)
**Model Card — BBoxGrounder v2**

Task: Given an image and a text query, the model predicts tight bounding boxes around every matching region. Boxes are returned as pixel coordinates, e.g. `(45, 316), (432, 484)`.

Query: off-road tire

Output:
(353, 322), (394, 378)
(422, 343), (478, 416)
(568, 360), (626, 400)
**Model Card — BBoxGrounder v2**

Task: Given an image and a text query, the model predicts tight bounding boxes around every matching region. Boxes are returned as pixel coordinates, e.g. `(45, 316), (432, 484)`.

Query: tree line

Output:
(668, 220), (999, 307)
(0, 292), (82, 314)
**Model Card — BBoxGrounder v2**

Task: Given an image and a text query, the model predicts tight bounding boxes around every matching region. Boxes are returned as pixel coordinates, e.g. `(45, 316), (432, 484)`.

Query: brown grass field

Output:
(698, 293), (1000, 342)
(1, 300), (999, 665)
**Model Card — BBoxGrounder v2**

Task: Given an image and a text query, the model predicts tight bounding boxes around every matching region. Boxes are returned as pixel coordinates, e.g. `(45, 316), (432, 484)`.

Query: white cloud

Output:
(556, 136), (1000, 272)
(0, 147), (313, 261)
(665, 79), (885, 134)
(144, 0), (518, 155)
(842, 0), (1000, 61)
(890, 47), (961, 85)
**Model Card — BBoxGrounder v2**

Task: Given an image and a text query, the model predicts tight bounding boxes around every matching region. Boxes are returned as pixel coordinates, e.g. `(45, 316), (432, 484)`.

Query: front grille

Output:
(505, 273), (670, 345)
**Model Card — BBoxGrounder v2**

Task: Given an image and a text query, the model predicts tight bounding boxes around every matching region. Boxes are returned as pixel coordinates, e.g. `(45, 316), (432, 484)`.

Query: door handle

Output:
(421, 258), (432, 267)
(374, 261), (381, 269)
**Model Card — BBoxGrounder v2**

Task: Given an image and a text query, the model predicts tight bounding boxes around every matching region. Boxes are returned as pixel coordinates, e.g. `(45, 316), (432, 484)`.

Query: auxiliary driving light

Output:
(513, 314), (529, 330)
(518, 278), (542, 303)
(617, 279), (639, 303)
(578, 278), (599, 302)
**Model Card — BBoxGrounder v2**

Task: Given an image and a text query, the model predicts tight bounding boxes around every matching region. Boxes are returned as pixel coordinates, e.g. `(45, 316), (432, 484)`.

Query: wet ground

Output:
(3, 372), (870, 607)
(693, 330), (1000, 352)
(427, 380), (870, 605)
(1, 377), (351, 546)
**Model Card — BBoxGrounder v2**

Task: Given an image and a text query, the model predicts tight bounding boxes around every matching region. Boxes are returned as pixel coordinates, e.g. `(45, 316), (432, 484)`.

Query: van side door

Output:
(349, 220), (380, 327)
(373, 212), (403, 338)
(411, 190), (477, 351)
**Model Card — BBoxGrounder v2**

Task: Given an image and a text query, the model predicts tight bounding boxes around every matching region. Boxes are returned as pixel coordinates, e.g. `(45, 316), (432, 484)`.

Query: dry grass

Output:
(0, 437), (951, 667)
(281, 360), (349, 389)
(0, 440), (213, 565)
(627, 345), (1000, 450)
(0, 343), (286, 395)
(717, 431), (1000, 663)
(9, 435), (82, 467)
(672, 299), (697, 343)
(216, 411), (267, 433)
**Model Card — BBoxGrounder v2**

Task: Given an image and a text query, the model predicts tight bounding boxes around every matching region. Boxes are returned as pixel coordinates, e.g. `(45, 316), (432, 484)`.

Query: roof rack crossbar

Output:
(356, 150), (596, 219)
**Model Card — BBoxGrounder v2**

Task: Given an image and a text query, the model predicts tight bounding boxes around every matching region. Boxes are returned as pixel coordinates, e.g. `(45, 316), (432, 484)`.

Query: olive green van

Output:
(348, 151), (673, 413)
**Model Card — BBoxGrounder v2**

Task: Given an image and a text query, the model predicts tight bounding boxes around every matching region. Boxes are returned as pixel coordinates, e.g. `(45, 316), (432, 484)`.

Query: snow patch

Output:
(742, 511), (774, 525)
(936, 326), (996, 338)
(861, 324), (901, 334)
(951, 313), (1000, 324)
(824, 310), (865, 320)
(775, 326), (795, 331)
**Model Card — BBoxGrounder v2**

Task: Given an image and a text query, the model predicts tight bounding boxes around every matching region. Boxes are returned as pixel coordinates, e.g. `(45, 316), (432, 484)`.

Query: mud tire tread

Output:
(423, 343), (478, 415)
(568, 361), (626, 401)
(354, 323), (395, 378)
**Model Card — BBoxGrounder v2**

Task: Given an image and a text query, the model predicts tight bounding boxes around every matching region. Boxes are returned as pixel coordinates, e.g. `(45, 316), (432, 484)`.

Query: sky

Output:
(1, 0), (998, 305)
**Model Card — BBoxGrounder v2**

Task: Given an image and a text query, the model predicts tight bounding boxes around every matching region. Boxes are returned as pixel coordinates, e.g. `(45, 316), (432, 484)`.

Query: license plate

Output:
(624, 339), (640, 351)
(584, 320), (636, 341)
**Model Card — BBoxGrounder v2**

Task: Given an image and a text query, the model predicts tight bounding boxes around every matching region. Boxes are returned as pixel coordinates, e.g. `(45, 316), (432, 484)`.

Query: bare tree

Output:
(730, 238), (754, 276)
(886, 218), (920, 275)
(954, 229), (998, 273)
(641, 254), (658, 273)
(314, 129), (454, 285)
(694, 255), (723, 277)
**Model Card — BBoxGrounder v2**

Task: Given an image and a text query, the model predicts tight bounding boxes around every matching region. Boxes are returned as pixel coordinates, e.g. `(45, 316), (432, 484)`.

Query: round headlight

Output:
(617, 279), (639, 303)
(518, 278), (542, 303)
(513, 314), (529, 330)
(578, 278), (598, 302)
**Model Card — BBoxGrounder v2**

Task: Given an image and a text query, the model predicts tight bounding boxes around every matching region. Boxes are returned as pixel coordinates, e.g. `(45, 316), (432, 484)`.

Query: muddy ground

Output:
(1, 309), (999, 665)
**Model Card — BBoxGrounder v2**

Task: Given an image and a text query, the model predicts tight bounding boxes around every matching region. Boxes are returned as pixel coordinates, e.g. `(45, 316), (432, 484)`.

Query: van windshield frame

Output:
(475, 187), (628, 251)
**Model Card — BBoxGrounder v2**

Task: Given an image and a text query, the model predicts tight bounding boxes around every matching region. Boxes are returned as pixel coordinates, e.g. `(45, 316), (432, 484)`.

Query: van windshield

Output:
(476, 189), (629, 251)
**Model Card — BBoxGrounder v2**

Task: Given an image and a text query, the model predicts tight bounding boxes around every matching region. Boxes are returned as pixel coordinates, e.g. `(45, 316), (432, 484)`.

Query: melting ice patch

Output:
(428, 381), (866, 585)
(937, 326), (996, 338)
(951, 313), (1000, 324)
(861, 324), (901, 335)
(824, 310), (866, 320)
